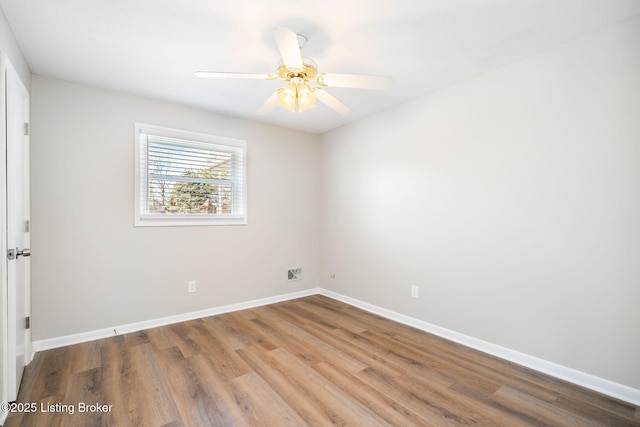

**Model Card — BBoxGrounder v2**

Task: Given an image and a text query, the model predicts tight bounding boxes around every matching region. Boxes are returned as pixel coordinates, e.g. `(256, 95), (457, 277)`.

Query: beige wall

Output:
(30, 76), (320, 340)
(320, 17), (640, 389)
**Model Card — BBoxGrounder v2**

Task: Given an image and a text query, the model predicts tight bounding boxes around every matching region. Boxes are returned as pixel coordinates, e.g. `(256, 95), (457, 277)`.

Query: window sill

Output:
(135, 214), (247, 227)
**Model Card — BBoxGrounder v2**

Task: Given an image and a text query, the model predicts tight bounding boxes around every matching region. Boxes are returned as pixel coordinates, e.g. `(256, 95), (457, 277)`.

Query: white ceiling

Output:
(2, 0), (640, 134)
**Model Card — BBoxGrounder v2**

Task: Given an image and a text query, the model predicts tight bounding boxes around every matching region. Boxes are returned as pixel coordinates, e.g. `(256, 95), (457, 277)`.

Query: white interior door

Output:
(4, 62), (30, 401)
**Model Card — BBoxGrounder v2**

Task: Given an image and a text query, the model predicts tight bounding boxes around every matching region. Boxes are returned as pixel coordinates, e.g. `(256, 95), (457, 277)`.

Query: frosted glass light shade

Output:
(277, 85), (297, 112)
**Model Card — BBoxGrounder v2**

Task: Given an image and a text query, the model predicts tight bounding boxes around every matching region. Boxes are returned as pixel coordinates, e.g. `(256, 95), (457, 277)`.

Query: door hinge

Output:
(24, 122), (29, 136)
(25, 316), (30, 329)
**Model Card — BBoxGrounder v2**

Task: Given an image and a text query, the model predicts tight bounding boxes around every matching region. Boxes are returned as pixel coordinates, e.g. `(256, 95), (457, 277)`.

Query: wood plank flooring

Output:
(4, 295), (640, 426)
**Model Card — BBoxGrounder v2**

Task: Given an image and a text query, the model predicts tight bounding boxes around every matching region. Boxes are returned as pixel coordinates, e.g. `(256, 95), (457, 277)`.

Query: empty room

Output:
(1, 1), (639, 426)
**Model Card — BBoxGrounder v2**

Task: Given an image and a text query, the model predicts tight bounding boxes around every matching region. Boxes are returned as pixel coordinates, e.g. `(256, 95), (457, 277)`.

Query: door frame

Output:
(1, 51), (9, 411)
(1, 51), (31, 408)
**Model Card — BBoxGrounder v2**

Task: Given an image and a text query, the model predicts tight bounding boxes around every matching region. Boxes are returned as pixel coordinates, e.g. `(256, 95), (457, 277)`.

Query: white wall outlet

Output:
(188, 280), (196, 293)
(411, 285), (419, 299)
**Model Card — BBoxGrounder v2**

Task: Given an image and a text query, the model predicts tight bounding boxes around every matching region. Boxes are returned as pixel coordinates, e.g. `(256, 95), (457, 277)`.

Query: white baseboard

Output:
(30, 287), (640, 407)
(318, 289), (640, 407)
(31, 288), (320, 355)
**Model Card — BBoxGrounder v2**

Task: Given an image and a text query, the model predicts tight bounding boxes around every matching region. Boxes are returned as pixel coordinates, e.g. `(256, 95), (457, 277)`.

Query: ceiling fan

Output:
(194, 27), (394, 115)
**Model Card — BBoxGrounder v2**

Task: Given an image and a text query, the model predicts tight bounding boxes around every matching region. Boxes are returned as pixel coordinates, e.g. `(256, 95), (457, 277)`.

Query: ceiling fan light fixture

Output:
(276, 82), (317, 113)
(198, 27), (391, 116)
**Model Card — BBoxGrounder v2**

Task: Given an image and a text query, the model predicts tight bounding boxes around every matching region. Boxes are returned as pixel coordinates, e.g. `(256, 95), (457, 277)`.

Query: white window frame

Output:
(134, 123), (247, 226)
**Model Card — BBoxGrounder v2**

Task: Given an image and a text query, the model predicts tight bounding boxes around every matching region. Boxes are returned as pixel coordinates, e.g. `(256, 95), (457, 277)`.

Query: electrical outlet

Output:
(188, 280), (196, 293)
(411, 285), (419, 299)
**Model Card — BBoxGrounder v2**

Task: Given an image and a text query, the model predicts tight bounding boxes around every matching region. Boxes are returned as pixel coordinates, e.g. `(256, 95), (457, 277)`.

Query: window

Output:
(135, 124), (247, 226)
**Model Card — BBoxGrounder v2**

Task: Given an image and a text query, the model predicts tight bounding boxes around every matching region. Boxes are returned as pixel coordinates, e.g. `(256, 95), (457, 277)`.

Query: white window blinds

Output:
(135, 124), (247, 226)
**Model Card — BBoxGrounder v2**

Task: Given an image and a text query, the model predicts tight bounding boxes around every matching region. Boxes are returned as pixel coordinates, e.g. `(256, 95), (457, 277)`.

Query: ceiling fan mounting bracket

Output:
(296, 34), (308, 49)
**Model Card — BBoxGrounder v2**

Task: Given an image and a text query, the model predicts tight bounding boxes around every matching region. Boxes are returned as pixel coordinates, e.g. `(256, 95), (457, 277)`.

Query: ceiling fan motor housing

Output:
(277, 58), (318, 83)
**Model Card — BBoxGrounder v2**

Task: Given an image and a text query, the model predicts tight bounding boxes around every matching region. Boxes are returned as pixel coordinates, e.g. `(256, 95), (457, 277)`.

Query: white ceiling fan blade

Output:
(257, 90), (280, 115)
(194, 71), (272, 80)
(273, 27), (303, 69)
(318, 73), (394, 90)
(314, 89), (352, 115)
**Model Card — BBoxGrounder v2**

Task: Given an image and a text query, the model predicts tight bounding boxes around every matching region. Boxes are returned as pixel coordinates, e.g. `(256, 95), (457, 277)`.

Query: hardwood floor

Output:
(5, 295), (640, 426)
